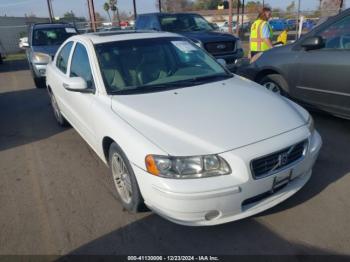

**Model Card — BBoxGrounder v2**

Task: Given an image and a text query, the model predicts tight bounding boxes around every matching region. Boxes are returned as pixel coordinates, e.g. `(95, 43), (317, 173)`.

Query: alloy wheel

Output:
(111, 152), (133, 204)
(263, 81), (281, 94)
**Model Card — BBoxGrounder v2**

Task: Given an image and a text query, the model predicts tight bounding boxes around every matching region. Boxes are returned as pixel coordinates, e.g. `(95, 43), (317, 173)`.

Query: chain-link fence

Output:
(0, 8), (345, 59)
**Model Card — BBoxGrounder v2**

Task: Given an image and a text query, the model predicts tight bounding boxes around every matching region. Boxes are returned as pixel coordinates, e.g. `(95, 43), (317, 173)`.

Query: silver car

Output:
(24, 23), (77, 88)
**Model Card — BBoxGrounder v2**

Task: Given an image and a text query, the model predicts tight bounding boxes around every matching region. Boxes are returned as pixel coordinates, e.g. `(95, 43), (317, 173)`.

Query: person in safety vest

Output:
(250, 7), (273, 59)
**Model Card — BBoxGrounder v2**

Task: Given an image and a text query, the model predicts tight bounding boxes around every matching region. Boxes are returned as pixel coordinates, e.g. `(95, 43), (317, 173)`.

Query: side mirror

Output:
(217, 58), (227, 67)
(63, 77), (93, 93)
(22, 42), (29, 48)
(301, 36), (324, 50)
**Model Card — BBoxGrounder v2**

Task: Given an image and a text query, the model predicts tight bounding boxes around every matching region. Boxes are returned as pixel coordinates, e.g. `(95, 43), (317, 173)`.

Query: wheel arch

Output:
(255, 68), (282, 83)
(47, 85), (52, 94)
(102, 136), (115, 165)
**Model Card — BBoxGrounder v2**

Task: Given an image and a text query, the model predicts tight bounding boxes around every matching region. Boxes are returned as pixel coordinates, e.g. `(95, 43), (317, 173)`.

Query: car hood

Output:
(180, 31), (236, 43)
(32, 45), (60, 57)
(111, 76), (307, 156)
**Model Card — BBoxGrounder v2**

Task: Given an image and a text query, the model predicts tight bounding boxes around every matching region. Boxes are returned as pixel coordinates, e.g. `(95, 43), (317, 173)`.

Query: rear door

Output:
(293, 14), (350, 117)
(50, 41), (74, 120)
(64, 42), (98, 148)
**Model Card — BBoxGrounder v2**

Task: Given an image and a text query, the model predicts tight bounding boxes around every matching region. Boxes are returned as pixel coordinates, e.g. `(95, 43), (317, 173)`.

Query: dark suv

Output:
(25, 23), (78, 88)
(135, 13), (244, 71)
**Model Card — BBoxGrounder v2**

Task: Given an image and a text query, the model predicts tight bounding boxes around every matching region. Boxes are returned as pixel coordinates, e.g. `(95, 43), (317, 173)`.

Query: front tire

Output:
(108, 142), (144, 212)
(260, 74), (289, 95)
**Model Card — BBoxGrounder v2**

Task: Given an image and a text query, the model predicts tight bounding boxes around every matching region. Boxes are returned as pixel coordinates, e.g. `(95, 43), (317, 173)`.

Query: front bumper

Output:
(31, 63), (47, 78)
(133, 128), (322, 226)
(212, 48), (244, 72)
(235, 62), (259, 80)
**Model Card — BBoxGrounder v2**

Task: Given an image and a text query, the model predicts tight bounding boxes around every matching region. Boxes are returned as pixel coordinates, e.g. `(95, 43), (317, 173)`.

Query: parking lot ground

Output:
(0, 60), (350, 256)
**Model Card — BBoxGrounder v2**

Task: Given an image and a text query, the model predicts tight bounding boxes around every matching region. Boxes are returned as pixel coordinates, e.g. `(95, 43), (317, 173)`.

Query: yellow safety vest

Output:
(250, 19), (273, 52)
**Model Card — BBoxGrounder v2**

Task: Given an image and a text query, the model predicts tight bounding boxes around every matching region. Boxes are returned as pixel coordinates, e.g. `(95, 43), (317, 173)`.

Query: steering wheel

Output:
(188, 25), (200, 31)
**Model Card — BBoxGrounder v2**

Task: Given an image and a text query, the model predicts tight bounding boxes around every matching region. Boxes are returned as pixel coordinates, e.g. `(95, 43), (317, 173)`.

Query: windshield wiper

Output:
(110, 82), (192, 95)
(184, 73), (233, 84)
(110, 74), (232, 95)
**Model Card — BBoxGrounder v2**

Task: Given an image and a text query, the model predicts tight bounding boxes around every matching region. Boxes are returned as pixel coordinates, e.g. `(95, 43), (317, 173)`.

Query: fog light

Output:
(39, 69), (46, 75)
(204, 210), (220, 221)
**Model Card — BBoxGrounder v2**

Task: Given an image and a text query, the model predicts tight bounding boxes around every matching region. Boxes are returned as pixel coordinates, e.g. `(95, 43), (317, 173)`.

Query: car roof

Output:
(71, 30), (181, 44)
(33, 23), (75, 29)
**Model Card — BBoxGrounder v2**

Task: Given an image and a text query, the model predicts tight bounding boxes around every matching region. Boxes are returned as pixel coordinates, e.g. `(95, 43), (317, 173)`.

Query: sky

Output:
(0, 0), (347, 18)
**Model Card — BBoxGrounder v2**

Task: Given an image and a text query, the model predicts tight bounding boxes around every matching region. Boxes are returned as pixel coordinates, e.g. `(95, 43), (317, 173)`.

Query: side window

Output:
(318, 16), (350, 50)
(56, 41), (73, 73)
(148, 15), (159, 30)
(70, 43), (94, 89)
(136, 16), (147, 29)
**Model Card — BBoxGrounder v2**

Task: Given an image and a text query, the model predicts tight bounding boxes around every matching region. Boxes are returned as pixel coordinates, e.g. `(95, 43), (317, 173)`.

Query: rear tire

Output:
(50, 93), (69, 127)
(260, 74), (289, 96)
(34, 77), (46, 89)
(108, 142), (144, 212)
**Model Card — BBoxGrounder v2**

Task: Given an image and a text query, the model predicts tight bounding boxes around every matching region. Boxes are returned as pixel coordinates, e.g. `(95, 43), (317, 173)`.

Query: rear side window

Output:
(136, 15), (159, 30)
(136, 15), (147, 29)
(70, 43), (94, 88)
(56, 41), (73, 74)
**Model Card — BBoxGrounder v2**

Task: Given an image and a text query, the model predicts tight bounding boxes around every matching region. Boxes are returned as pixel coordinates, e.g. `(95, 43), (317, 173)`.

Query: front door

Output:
(293, 14), (350, 117)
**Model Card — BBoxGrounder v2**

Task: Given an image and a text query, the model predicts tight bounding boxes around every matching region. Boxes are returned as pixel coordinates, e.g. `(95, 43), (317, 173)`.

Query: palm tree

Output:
(103, 2), (111, 22)
(109, 0), (120, 26)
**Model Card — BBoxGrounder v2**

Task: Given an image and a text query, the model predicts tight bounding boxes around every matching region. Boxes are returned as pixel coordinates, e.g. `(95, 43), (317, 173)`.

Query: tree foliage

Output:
(159, 0), (193, 12)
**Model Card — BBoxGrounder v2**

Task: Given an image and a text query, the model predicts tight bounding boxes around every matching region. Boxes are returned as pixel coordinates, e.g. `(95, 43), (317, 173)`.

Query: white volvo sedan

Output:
(46, 31), (322, 226)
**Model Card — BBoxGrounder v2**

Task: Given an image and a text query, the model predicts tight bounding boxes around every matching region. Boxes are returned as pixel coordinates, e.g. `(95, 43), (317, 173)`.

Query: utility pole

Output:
(133, 0), (137, 20)
(47, 0), (53, 22)
(296, 0), (301, 40)
(236, 0), (240, 35)
(228, 0), (233, 34)
(241, 0), (245, 29)
(339, 0), (344, 13)
(87, 0), (97, 32)
(158, 0), (161, 12)
(262, 0), (264, 7)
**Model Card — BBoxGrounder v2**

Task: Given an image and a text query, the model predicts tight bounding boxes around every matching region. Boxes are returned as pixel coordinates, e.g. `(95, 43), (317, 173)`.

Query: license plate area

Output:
(271, 169), (292, 193)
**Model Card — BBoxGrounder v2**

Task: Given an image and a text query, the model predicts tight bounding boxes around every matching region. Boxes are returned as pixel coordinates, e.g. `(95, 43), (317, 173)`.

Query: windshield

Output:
(159, 14), (214, 32)
(32, 27), (77, 46)
(95, 37), (231, 95)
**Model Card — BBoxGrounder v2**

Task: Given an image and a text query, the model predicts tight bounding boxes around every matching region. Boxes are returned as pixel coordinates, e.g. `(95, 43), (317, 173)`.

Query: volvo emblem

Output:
(279, 152), (289, 166)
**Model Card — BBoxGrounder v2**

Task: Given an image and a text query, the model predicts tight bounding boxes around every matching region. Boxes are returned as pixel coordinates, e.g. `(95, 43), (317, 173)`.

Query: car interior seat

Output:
(99, 51), (126, 91)
(136, 47), (168, 85)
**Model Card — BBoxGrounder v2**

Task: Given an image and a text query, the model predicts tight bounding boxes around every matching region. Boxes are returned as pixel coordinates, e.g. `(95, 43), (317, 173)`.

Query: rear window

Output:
(32, 27), (77, 46)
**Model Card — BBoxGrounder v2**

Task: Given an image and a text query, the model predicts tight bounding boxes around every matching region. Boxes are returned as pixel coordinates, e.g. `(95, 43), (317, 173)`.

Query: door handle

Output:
(63, 83), (69, 89)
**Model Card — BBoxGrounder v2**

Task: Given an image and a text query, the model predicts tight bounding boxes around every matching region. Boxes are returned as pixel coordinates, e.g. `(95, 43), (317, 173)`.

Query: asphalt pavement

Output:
(0, 60), (349, 256)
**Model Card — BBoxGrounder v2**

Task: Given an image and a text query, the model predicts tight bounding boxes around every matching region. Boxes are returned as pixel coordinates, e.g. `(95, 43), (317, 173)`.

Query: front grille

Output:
(204, 41), (235, 54)
(251, 140), (307, 179)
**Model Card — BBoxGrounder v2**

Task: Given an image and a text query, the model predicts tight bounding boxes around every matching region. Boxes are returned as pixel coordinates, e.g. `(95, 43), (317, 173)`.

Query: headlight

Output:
(236, 39), (243, 50)
(31, 52), (51, 64)
(307, 115), (315, 133)
(145, 154), (231, 179)
(191, 39), (203, 48)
